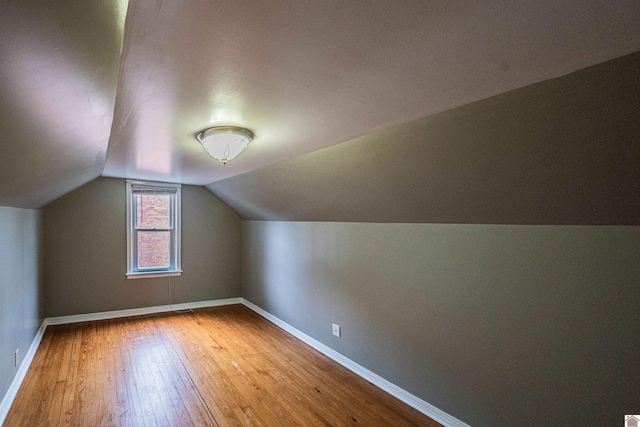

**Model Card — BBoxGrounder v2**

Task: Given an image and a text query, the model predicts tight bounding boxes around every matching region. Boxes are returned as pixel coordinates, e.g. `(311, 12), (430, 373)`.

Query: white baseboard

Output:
(0, 321), (47, 425)
(45, 297), (242, 325)
(240, 298), (470, 427)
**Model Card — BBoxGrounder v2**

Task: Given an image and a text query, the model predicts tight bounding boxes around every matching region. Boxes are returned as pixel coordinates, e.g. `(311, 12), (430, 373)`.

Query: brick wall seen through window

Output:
(136, 194), (171, 268)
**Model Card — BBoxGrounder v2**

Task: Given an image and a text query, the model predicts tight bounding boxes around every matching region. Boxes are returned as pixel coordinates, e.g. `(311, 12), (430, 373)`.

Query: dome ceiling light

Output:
(196, 126), (254, 165)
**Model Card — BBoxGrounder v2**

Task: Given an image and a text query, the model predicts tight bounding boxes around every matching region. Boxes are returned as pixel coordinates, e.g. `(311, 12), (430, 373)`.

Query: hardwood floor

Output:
(4, 304), (442, 426)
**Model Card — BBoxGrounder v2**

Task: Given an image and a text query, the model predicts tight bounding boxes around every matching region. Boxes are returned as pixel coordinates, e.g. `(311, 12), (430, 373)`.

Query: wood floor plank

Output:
(149, 316), (217, 427)
(4, 305), (442, 427)
(117, 317), (152, 427)
(82, 321), (105, 426)
(125, 316), (170, 426)
(164, 311), (251, 427)
(108, 318), (135, 427)
(58, 323), (83, 426)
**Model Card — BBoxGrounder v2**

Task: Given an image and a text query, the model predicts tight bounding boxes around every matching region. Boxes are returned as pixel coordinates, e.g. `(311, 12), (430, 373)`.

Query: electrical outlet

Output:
(332, 323), (341, 338)
(14, 349), (19, 367)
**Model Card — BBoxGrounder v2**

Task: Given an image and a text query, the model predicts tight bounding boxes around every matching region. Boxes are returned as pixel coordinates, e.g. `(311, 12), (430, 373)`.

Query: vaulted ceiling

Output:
(1, 0), (639, 223)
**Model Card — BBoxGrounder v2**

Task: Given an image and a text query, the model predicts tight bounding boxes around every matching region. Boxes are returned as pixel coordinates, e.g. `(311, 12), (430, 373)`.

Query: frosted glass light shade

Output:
(197, 126), (254, 164)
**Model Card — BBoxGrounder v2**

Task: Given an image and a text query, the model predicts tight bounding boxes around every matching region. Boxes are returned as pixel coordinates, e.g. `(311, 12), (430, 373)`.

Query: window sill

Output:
(126, 270), (182, 280)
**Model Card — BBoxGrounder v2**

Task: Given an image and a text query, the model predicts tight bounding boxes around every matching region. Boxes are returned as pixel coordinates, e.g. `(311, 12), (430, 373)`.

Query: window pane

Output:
(138, 231), (171, 269)
(136, 194), (171, 229)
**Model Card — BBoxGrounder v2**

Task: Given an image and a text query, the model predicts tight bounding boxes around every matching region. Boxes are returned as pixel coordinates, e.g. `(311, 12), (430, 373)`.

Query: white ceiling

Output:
(2, 0), (640, 208)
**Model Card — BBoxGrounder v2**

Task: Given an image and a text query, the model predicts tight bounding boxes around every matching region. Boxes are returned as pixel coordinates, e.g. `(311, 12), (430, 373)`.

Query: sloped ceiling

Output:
(1, 0), (639, 221)
(0, 0), (127, 208)
(208, 52), (640, 224)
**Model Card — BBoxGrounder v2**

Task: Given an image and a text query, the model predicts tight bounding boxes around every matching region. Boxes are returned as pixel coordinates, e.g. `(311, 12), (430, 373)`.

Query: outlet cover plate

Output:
(332, 323), (341, 337)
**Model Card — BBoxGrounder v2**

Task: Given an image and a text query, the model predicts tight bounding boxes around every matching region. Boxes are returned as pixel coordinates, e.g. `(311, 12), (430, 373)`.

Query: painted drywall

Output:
(0, 206), (44, 404)
(210, 51), (640, 224)
(44, 177), (242, 317)
(0, 0), (126, 209)
(242, 221), (640, 426)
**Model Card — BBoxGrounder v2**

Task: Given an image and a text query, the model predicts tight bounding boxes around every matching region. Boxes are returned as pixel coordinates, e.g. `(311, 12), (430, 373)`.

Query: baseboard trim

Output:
(0, 320), (47, 426)
(241, 298), (470, 427)
(45, 297), (243, 325)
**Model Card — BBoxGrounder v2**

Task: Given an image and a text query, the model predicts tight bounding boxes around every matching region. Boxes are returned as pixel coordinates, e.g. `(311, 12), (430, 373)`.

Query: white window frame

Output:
(126, 180), (182, 279)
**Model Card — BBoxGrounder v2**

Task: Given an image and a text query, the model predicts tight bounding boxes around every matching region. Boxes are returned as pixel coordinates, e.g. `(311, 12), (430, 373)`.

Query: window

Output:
(126, 180), (181, 278)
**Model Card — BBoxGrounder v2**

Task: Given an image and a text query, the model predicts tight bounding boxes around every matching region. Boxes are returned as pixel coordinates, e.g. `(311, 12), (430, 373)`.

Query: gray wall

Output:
(242, 221), (640, 427)
(0, 206), (44, 404)
(44, 177), (242, 317)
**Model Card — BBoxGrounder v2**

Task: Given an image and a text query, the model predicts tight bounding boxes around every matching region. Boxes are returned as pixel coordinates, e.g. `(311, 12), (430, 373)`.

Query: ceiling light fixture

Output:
(196, 126), (254, 165)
